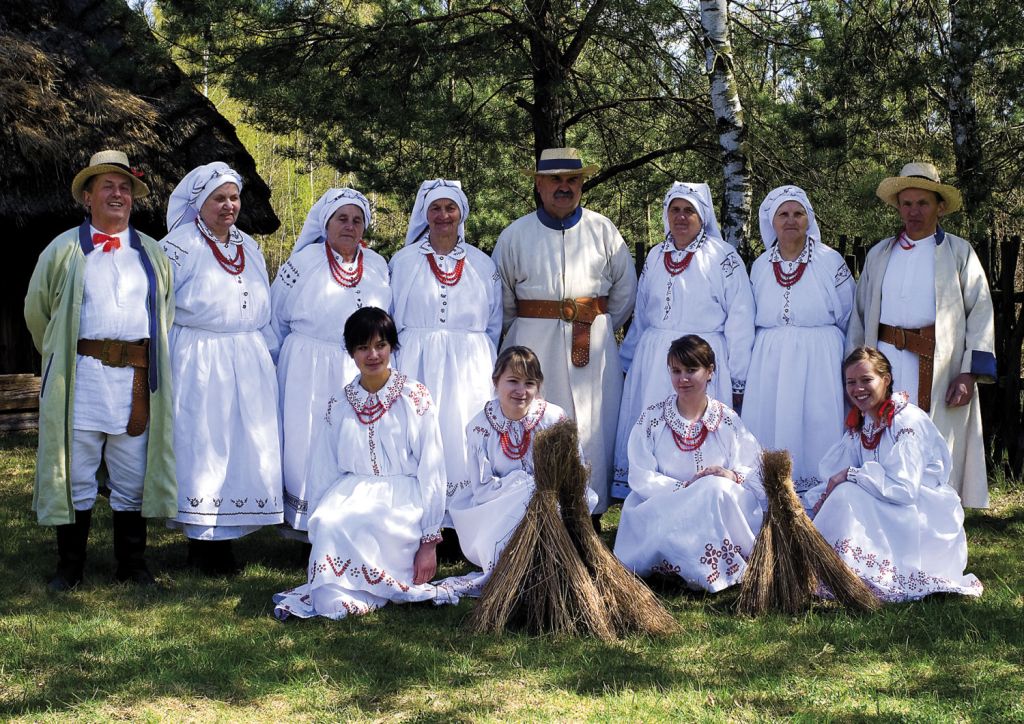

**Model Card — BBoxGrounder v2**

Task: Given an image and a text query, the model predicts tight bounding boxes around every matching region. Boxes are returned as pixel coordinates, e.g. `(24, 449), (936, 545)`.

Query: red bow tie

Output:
(93, 233), (121, 252)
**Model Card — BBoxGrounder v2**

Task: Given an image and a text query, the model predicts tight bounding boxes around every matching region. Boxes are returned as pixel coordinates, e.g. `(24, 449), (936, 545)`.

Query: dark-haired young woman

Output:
(273, 307), (455, 619)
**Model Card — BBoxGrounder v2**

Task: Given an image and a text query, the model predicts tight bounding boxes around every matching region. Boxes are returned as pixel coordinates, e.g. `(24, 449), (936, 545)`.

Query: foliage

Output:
(1, 431), (1022, 720)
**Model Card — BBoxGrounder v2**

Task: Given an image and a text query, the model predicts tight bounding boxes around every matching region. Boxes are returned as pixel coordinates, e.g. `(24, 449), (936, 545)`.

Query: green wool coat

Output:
(24, 225), (178, 525)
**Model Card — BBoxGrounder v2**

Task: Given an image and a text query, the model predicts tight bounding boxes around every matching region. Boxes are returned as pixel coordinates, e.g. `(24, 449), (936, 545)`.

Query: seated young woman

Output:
(442, 346), (598, 597)
(273, 307), (456, 620)
(806, 346), (982, 601)
(613, 335), (765, 592)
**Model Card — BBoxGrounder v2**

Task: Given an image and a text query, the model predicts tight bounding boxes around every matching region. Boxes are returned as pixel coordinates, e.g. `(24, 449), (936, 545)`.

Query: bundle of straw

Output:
(466, 421), (614, 640)
(737, 450), (880, 616)
(545, 421), (679, 637)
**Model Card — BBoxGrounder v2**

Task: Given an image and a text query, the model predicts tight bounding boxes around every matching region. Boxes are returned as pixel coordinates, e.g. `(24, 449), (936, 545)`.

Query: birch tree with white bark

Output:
(699, 0), (752, 250)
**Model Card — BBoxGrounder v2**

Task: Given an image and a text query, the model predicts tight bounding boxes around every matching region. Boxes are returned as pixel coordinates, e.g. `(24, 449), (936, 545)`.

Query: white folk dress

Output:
(613, 235), (754, 498)
(389, 238), (501, 514)
(272, 372), (456, 620)
(492, 207), (637, 513)
(160, 221), (283, 539)
(743, 239), (855, 492)
(441, 398), (567, 597)
(271, 242), (392, 530)
(806, 392), (982, 601)
(614, 396), (765, 592)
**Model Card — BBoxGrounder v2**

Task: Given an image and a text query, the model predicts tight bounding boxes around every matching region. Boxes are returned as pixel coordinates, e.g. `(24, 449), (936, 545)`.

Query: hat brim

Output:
(876, 177), (962, 214)
(71, 165), (150, 203)
(520, 163), (599, 179)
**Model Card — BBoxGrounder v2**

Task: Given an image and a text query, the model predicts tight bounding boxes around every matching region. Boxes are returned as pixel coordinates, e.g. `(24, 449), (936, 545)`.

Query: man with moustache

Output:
(847, 162), (995, 508)
(492, 148), (637, 524)
(25, 150), (177, 590)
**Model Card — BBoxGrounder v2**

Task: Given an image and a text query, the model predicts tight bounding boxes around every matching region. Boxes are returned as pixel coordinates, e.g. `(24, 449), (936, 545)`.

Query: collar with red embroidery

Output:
(345, 371), (407, 422)
(663, 395), (724, 436)
(484, 398), (548, 435)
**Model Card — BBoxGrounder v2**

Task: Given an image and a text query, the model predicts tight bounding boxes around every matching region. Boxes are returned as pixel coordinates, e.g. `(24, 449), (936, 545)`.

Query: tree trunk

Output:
(945, 1), (989, 238)
(699, 0), (752, 250)
(527, 0), (567, 158)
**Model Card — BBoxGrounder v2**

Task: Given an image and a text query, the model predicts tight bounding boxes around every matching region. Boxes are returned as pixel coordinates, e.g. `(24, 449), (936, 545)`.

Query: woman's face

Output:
(351, 334), (391, 378)
(772, 200), (809, 247)
(326, 204), (366, 253)
(844, 359), (891, 416)
(426, 198), (461, 239)
(199, 183), (241, 236)
(668, 357), (713, 405)
(494, 368), (539, 421)
(667, 198), (703, 246)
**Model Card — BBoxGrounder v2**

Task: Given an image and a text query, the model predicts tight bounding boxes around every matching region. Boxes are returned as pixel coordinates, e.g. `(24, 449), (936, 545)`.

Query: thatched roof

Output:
(0, 0), (279, 239)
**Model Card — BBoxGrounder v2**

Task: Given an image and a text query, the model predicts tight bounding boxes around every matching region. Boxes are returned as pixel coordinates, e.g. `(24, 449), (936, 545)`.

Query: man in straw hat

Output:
(24, 150), (177, 590)
(847, 161), (995, 507)
(492, 148), (637, 523)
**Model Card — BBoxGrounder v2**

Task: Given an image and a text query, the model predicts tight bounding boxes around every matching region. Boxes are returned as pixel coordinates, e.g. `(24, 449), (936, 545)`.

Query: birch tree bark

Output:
(699, 0), (752, 250)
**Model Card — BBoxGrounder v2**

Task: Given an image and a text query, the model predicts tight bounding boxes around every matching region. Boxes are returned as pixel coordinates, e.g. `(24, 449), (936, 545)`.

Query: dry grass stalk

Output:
(738, 450), (880, 616)
(541, 420), (679, 637)
(466, 422), (614, 640)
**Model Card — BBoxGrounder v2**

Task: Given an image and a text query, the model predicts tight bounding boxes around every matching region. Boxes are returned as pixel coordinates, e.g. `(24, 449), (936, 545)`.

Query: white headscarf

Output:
(662, 182), (723, 241)
(404, 179), (470, 246)
(293, 188), (373, 255)
(757, 185), (822, 247)
(166, 162), (244, 232)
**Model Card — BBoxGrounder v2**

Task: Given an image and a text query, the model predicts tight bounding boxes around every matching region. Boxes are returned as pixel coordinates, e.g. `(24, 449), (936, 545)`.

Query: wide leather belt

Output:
(517, 297), (609, 367)
(77, 338), (150, 436)
(878, 323), (935, 412)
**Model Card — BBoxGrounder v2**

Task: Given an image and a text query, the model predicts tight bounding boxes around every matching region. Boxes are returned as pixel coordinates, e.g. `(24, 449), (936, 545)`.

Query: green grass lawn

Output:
(2, 431), (1022, 722)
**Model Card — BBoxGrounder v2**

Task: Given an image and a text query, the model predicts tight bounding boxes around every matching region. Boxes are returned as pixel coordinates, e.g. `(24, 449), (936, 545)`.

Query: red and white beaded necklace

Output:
(485, 399), (547, 460)
(326, 243), (364, 287)
(345, 372), (406, 425)
(196, 217), (245, 275)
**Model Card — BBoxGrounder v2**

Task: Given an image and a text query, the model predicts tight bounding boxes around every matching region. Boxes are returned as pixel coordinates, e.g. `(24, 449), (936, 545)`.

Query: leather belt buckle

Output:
(893, 327), (907, 351)
(101, 339), (129, 367)
(560, 298), (579, 323)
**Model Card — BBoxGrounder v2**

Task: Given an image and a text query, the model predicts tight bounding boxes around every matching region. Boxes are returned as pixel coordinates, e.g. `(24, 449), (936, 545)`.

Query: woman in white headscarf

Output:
(159, 161), (282, 574)
(270, 188), (391, 534)
(611, 182), (755, 500)
(388, 179), (501, 519)
(742, 185), (855, 493)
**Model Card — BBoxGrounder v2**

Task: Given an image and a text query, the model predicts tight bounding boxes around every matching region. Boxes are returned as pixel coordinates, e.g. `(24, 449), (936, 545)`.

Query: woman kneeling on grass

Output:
(806, 346), (982, 602)
(273, 307), (456, 620)
(613, 335), (765, 592)
(442, 346), (597, 597)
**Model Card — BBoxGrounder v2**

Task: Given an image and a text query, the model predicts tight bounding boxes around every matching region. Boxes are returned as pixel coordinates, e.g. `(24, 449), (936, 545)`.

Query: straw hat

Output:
(71, 150), (150, 203)
(521, 147), (599, 178)
(875, 162), (962, 213)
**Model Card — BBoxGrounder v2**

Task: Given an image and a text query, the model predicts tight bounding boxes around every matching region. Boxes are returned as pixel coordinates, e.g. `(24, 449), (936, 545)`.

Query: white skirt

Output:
(395, 327), (496, 511)
(742, 325), (845, 492)
(272, 473), (455, 620)
(614, 328), (731, 498)
(811, 483), (982, 601)
(278, 331), (358, 530)
(169, 325), (283, 536)
(614, 476), (763, 592)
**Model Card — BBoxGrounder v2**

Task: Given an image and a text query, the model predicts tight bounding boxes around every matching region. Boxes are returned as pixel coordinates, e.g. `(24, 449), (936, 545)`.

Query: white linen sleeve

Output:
(721, 251), (756, 392)
(833, 258), (855, 332)
(727, 414), (765, 507)
(808, 433), (859, 509)
(485, 264), (503, 349)
(413, 393), (448, 541)
(848, 430), (929, 506)
(491, 230), (518, 336)
(606, 234), (638, 331)
(626, 414), (679, 498)
(618, 255), (652, 371)
(268, 266), (295, 365)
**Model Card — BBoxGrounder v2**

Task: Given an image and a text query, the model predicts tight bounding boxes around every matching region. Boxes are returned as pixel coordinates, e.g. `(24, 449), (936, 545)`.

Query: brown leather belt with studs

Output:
(516, 297), (609, 367)
(878, 323), (935, 412)
(77, 338), (150, 436)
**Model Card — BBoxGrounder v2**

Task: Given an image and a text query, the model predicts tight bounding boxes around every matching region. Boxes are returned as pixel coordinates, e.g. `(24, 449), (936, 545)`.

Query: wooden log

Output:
(0, 411), (39, 433)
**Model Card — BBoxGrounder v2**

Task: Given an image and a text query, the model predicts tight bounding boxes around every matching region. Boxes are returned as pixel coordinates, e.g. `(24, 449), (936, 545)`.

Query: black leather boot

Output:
(48, 508), (92, 592)
(112, 510), (156, 585)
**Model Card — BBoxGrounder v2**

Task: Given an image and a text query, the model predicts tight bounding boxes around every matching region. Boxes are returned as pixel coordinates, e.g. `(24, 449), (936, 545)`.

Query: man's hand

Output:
(944, 372), (976, 408)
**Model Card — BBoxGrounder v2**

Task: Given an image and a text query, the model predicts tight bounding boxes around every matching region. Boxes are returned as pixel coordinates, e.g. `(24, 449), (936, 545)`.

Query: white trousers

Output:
(70, 428), (148, 511)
